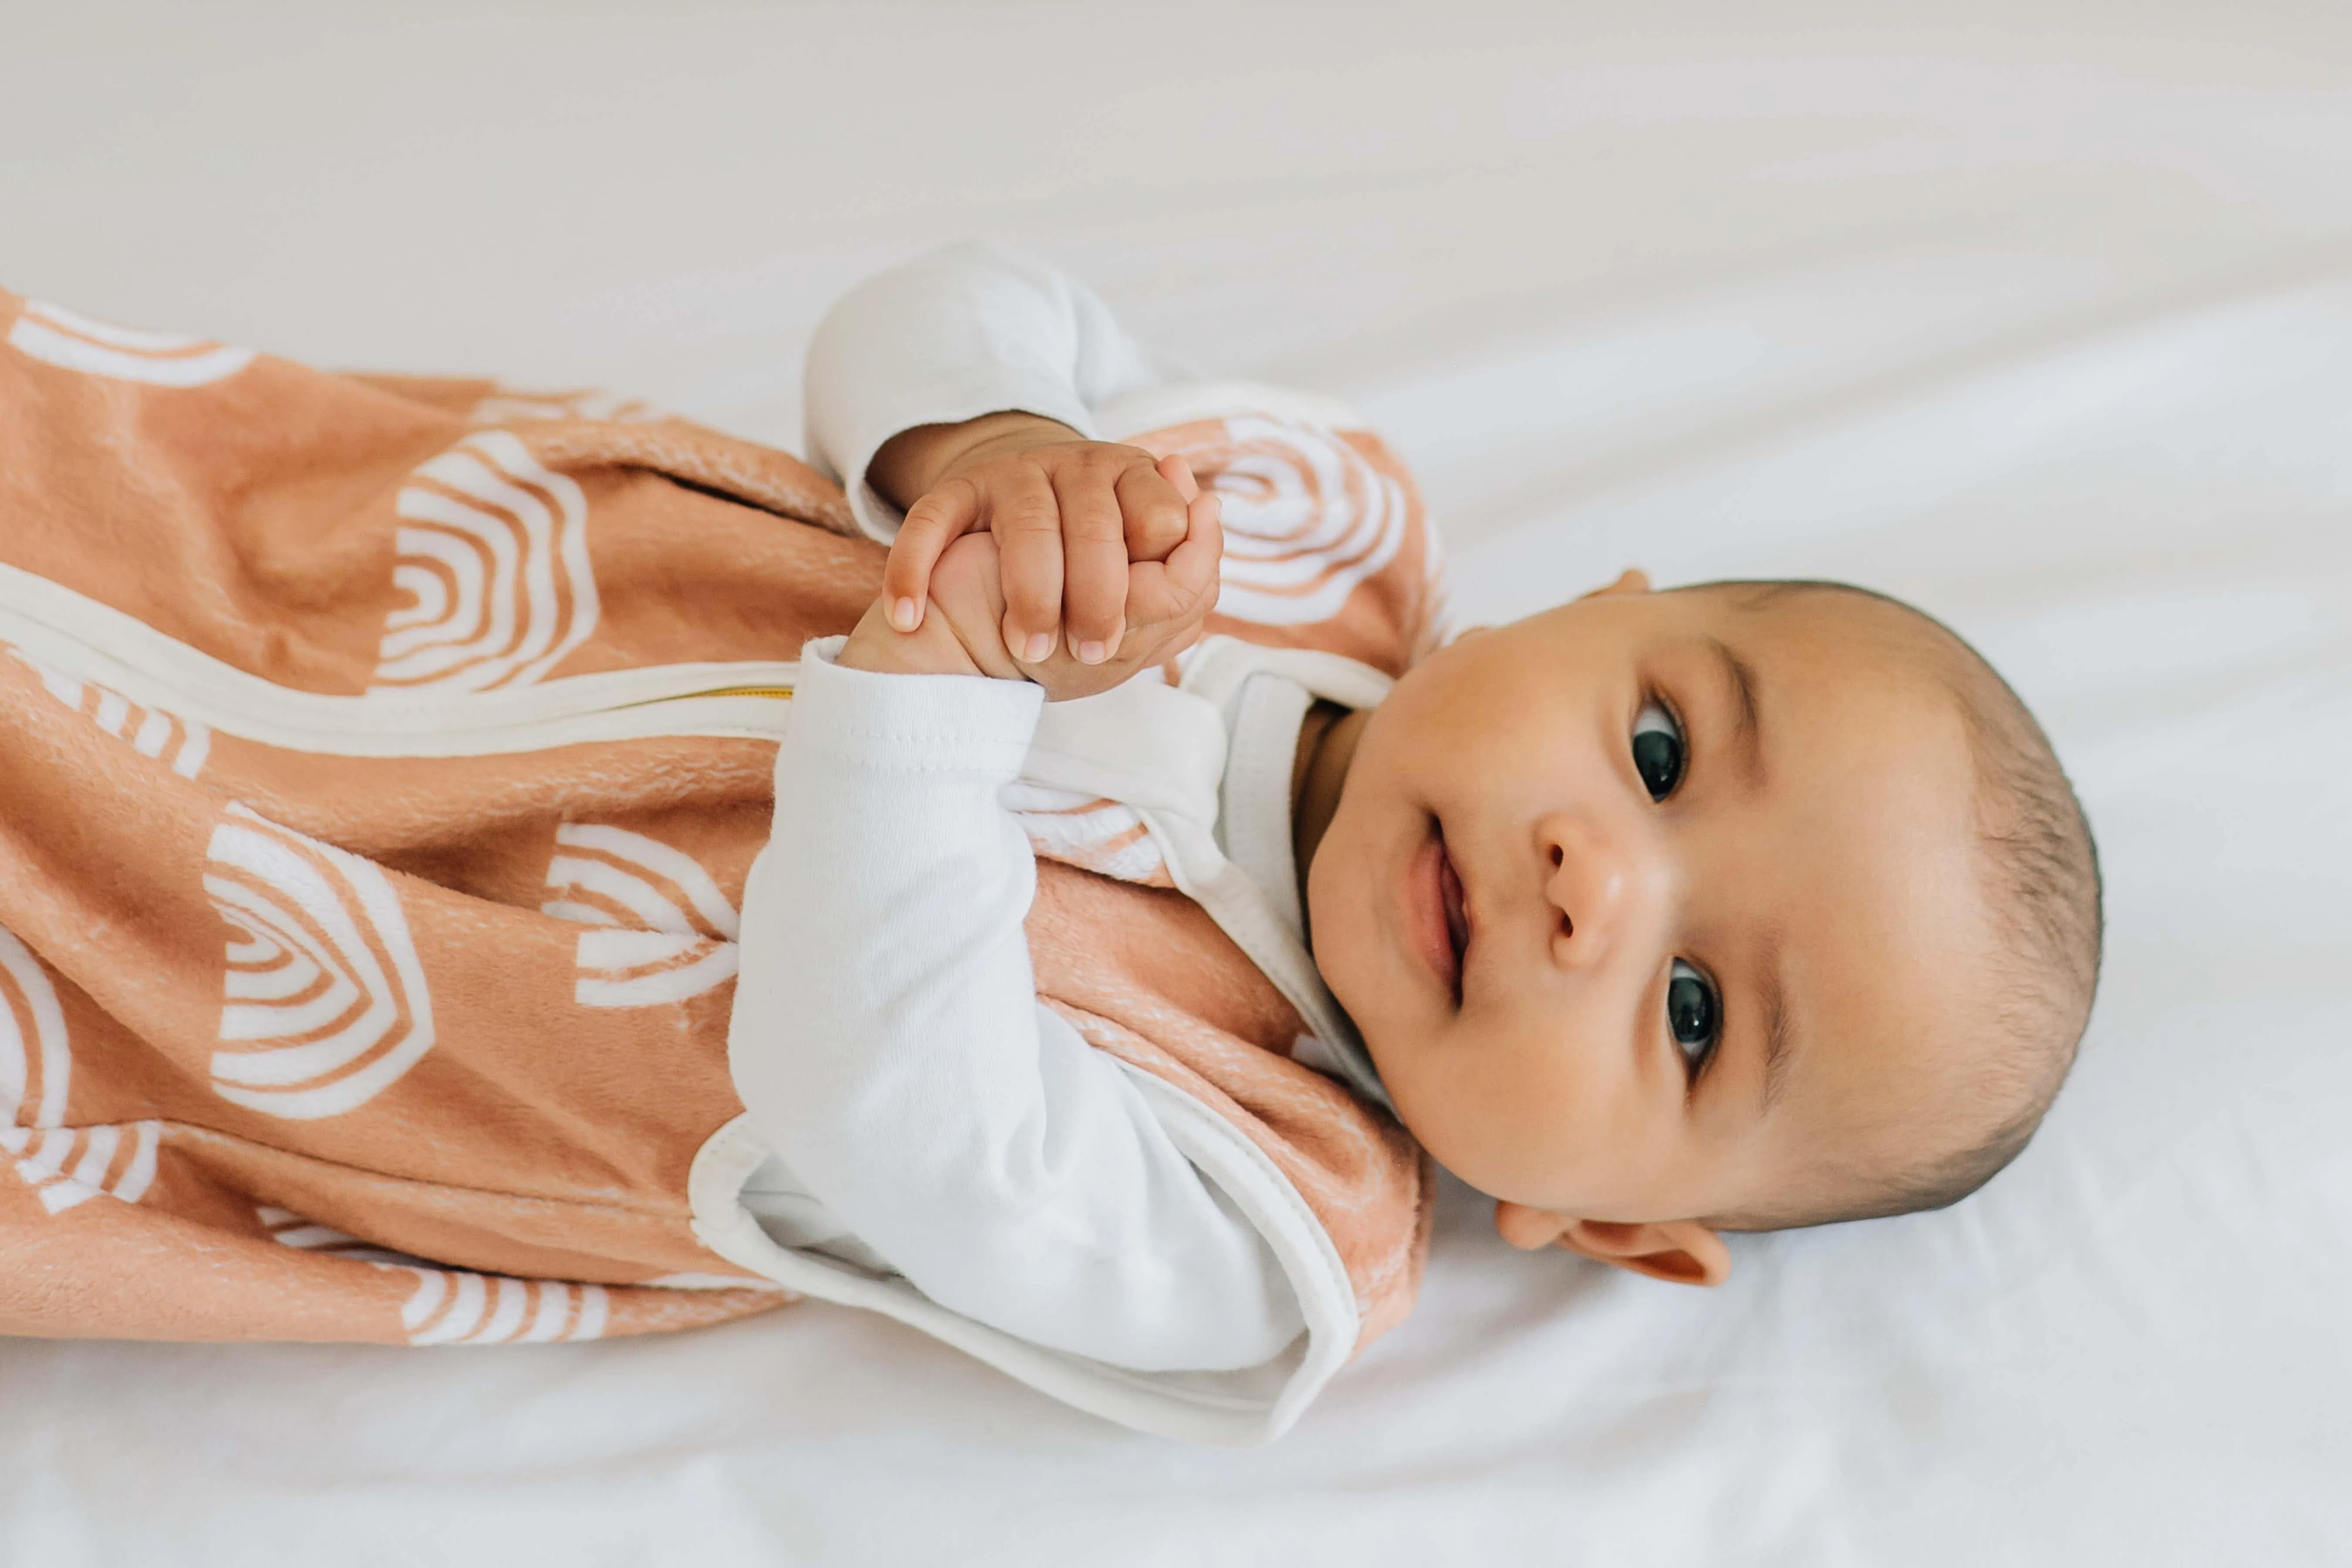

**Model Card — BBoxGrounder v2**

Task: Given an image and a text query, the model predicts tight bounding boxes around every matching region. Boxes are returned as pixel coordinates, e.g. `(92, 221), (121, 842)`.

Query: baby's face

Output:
(1307, 581), (1994, 1231)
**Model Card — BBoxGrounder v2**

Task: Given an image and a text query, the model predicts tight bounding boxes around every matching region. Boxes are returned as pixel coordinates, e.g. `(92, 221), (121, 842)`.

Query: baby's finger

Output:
(1115, 464), (1190, 566)
(1156, 453), (1201, 504)
(1053, 468), (1129, 665)
(1166, 487), (1223, 608)
(885, 478), (982, 632)
(1127, 488), (1223, 633)
(990, 463), (1067, 664)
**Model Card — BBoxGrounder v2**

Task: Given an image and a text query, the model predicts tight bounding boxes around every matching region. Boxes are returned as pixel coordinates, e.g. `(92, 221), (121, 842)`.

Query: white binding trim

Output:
(687, 1087), (1359, 1446)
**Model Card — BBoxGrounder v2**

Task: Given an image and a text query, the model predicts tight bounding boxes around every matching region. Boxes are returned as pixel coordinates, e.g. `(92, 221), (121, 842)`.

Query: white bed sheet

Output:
(2, 3), (2347, 1563)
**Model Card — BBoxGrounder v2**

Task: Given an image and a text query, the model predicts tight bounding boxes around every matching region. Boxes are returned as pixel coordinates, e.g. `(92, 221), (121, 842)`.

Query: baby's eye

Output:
(1632, 700), (1685, 801)
(1667, 960), (1720, 1072)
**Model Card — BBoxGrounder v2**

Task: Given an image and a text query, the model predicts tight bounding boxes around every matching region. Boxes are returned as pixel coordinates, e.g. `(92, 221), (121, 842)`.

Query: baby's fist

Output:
(915, 483), (1221, 700)
(882, 427), (1207, 669)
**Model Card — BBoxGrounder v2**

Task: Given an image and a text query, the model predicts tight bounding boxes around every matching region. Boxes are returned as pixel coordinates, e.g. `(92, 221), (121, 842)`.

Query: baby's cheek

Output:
(1468, 1019), (1616, 1192)
(1389, 671), (1540, 793)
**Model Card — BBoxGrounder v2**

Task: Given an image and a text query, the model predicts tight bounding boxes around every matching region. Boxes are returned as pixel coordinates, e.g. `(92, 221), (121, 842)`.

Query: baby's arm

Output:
(734, 643), (1300, 1370)
(732, 248), (1300, 1372)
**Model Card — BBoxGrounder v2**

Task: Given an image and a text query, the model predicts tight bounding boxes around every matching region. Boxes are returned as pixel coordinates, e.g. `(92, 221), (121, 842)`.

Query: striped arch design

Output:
(9, 648), (211, 779)
(6, 300), (255, 387)
(388, 1265), (610, 1346)
(1195, 415), (1409, 626)
(1, 1121), (161, 1215)
(541, 824), (740, 1008)
(258, 1209), (611, 1344)
(256, 1204), (428, 1266)
(0, 925), (71, 1130)
(467, 386), (662, 425)
(369, 430), (599, 693)
(203, 803), (436, 1120)
(1001, 782), (1174, 887)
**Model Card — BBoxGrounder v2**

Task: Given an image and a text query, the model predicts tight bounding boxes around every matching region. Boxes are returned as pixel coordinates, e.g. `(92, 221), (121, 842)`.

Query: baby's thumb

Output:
(885, 480), (983, 632)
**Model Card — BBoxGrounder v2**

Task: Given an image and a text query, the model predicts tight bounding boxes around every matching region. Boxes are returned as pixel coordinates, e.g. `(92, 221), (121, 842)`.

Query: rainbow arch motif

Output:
(370, 432), (599, 694)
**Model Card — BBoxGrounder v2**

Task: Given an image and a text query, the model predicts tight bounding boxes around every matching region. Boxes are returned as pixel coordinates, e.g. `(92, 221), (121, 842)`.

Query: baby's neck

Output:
(1291, 702), (1371, 943)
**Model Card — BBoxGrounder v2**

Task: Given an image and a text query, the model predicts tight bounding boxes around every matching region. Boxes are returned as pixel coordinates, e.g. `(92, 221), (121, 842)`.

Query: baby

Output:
(0, 247), (2100, 1446)
(723, 244), (2105, 1429)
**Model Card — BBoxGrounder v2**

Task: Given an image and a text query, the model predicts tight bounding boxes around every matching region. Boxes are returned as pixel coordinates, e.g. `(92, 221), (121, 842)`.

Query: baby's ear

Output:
(1495, 1201), (1730, 1287)
(1580, 568), (1652, 600)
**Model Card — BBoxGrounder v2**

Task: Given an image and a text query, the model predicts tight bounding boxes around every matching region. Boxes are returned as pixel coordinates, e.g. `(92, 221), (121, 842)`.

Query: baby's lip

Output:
(1409, 822), (1466, 1004)
(1440, 842), (1471, 985)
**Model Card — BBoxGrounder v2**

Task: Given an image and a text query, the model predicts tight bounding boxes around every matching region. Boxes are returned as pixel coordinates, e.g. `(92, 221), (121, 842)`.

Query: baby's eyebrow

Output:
(1757, 935), (1797, 1114)
(1706, 636), (1765, 789)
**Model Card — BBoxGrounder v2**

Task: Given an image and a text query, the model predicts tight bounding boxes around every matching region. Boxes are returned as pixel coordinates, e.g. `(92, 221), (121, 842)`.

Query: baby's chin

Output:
(1338, 1013), (1450, 1155)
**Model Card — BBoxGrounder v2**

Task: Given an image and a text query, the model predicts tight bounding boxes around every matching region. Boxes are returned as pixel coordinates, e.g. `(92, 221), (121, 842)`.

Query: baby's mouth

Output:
(1412, 822), (1471, 1004)
(1439, 841), (1470, 987)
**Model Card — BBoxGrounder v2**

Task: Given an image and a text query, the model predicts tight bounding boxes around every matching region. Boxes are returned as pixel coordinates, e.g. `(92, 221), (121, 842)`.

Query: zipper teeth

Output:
(649, 687), (797, 703)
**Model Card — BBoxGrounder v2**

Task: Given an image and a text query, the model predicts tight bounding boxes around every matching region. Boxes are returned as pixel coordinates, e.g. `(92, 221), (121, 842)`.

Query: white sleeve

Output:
(802, 241), (1170, 543)
(728, 639), (1305, 1372)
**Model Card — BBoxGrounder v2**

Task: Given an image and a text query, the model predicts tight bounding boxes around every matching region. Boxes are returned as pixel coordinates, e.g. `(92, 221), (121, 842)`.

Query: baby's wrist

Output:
(870, 411), (1081, 512)
(835, 598), (992, 681)
(837, 595), (1047, 687)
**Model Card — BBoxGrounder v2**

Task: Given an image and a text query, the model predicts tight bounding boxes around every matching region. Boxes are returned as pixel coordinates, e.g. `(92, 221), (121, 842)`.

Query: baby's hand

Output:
(879, 416), (1217, 669)
(838, 412), (1223, 700)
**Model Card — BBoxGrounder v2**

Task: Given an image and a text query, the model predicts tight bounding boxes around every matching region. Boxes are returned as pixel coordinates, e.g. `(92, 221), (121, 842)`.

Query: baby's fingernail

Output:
(1077, 639), (1108, 666)
(889, 597), (919, 632)
(1023, 632), (1054, 663)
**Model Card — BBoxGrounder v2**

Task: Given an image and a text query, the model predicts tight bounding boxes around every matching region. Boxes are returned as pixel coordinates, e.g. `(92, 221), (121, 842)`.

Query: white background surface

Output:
(4, 3), (2349, 1563)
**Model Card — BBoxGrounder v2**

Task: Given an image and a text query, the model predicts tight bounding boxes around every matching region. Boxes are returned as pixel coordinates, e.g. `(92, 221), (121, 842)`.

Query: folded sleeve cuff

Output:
(791, 635), (1044, 773)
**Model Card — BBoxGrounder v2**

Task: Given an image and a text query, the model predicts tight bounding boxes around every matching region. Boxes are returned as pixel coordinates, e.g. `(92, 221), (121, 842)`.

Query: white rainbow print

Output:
(0, 925), (71, 1131)
(6, 300), (255, 387)
(1002, 782), (1173, 887)
(203, 803), (436, 1119)
(256, 1204), (426, 1266)
(1198, 415), (1409, 626)
(388, 1265), (610, 1346)
(369, 431), (600, 693)
(1, 1121), (161, 1215)
(9, 648), (210, 778)
(467, 386), (662, 425)
(541, 824), (740, 1008)
(257, 1208), (610, 1344)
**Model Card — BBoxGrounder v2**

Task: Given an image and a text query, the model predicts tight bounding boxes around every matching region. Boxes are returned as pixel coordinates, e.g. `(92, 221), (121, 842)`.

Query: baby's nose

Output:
(1536, 811), (1634, 968)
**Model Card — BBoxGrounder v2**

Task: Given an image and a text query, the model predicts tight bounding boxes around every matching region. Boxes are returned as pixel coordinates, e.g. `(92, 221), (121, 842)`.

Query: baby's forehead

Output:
(1670, 587), (2000, 1132)
(1668, 578), (1961, 666)
(1740, 862), (2015, 1211)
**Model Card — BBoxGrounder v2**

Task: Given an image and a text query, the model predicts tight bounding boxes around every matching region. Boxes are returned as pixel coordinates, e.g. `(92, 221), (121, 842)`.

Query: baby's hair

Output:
(1695, 579), (2104, 1231)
